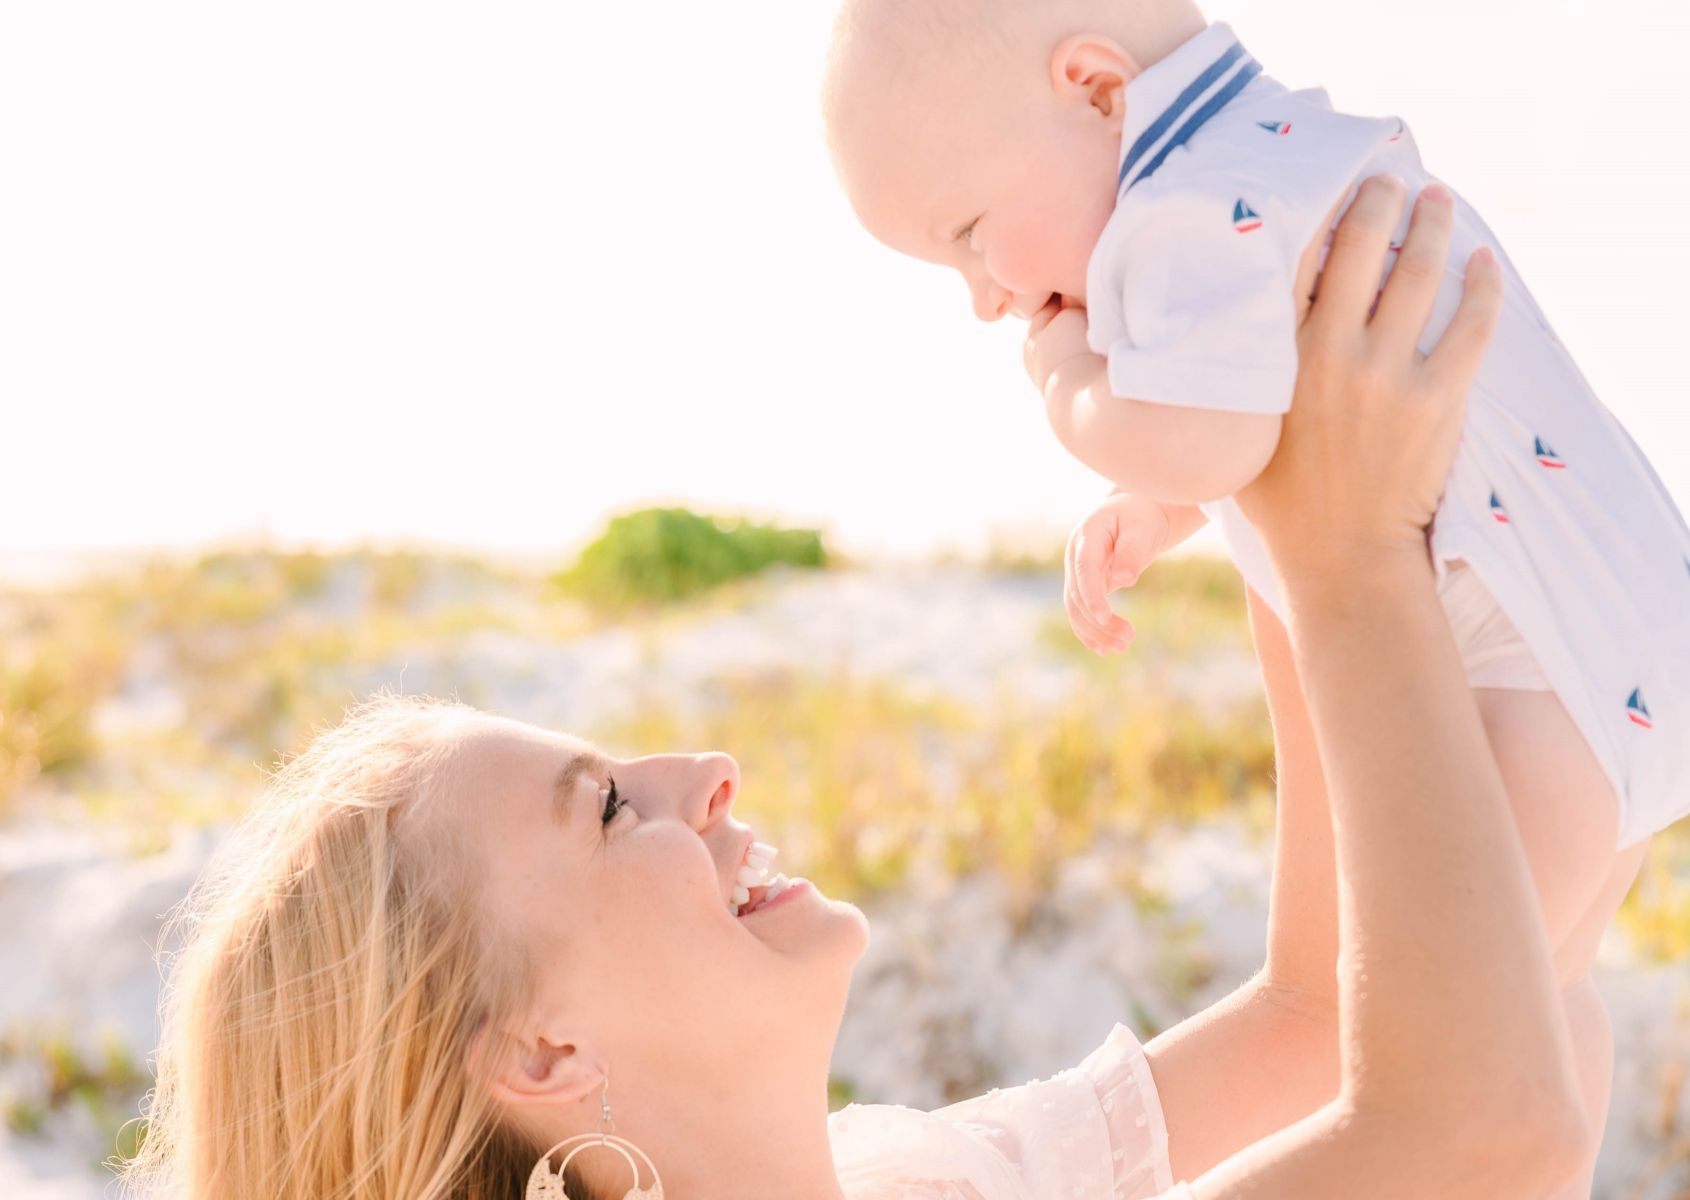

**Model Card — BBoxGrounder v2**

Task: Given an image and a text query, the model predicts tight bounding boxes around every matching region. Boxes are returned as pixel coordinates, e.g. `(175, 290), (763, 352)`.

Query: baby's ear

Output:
(1049, 34), (1137, 120)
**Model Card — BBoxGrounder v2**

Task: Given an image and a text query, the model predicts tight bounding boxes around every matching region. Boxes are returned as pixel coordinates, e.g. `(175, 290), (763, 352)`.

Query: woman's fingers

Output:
(1308, 175), (1409, 335)
(1425, 248), (1504, 397)
(1368, 183), (1455, 348)
(1241, 172), (1505, 579)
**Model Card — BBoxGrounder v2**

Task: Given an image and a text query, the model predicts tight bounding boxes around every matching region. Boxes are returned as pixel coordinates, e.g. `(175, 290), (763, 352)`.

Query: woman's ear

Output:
(475, 1024), (605, 1109)
(1049, 33), (1138, 121)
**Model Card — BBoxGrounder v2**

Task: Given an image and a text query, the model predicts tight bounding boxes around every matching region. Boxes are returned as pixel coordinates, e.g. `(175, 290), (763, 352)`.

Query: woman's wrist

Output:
(1273, 542), (1435, 623)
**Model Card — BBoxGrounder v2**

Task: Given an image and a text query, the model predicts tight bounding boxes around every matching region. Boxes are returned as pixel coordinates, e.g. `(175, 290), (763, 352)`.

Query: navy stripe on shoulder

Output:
(1117, 43), (1247, 189)
(1127, 59), (1263, 193)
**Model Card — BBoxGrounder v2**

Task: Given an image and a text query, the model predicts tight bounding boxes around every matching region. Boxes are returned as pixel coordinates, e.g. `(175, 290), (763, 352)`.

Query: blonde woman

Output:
(122, 179), (1585, 1200)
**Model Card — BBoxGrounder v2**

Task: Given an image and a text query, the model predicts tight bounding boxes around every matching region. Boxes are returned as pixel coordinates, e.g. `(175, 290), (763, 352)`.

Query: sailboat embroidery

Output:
(1233, 199), (1263, 233)
(1257, 120), (1293, 135)
(1535, 437), (1566, 469)
(1627, 688), (1653, 730)
(1490, 492), (1509, 525)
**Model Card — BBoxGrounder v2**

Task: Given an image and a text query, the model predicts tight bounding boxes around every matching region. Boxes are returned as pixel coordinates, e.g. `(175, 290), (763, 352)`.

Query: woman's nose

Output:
(689, 752), (739, 826)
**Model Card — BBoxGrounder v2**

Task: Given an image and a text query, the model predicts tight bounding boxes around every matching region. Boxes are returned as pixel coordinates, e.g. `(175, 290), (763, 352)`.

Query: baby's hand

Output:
(1023, 297), (1094, 395)
(1064, 492), (1175, 655)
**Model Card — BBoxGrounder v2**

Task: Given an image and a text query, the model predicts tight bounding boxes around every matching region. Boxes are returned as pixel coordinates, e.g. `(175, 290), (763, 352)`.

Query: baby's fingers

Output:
(1064, 588), (1105, 652)
(1071, 527), (1118, 626)
(1027, 297), (1064, 337)
(1064, 587), (1134, 654)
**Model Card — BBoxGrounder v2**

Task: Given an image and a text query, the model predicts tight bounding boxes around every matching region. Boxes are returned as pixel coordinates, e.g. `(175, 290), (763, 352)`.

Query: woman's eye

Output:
(600, 778), (625, 825)
(958, 220), (978, 246)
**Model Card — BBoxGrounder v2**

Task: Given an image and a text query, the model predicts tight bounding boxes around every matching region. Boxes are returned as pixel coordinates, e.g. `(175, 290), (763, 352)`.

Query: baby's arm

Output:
(1025, 304), (1282, 505)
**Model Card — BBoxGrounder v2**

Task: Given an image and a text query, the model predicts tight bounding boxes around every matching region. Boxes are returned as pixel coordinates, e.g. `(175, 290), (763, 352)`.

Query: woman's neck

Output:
(638, 1056), (848, 1200)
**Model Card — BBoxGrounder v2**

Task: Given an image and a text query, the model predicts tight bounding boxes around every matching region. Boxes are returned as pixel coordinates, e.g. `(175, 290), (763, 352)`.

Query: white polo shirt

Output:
(1085, 22), (1690, 847)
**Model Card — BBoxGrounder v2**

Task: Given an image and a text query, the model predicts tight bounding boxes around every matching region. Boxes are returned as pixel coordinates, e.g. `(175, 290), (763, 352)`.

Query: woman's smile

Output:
(737, 877), (814, 919)
(730, 838), (785, 915)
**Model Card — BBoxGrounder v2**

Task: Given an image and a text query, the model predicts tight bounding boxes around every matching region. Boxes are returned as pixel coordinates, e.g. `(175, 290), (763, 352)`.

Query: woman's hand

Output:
(1181, 178), (1586, 1200)
(1235, 176), (1503, 587)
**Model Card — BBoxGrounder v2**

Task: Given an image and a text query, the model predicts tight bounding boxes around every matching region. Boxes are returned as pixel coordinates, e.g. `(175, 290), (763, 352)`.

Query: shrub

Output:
(0, 609), (125, 811)
(557, 508), (828, 606)
(0, 1029), (148, 1168)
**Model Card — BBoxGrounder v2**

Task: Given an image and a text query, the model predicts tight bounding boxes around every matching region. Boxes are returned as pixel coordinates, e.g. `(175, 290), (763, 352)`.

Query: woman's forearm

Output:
(1163, 175), (1576, 1197)
(1147, 592), (1342, 1184)
(1278, 555), (1578, 1120)
(1183, 555), (1585, 1200)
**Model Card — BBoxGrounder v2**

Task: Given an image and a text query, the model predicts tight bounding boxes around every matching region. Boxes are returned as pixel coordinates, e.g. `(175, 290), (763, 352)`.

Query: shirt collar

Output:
(1116, 22), (1261, 194)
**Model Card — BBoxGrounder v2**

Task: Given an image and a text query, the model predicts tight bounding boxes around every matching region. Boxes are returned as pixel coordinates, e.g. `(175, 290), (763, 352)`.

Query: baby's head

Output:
(823, 0), (1204, 320)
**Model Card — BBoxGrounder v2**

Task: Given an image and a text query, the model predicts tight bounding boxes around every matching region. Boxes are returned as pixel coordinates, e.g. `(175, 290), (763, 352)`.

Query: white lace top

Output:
(829, 1023), (1186, 1200)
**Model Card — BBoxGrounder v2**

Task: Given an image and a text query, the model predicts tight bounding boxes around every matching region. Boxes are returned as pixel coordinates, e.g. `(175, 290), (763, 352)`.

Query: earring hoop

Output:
(526, 1070), (663, 1200)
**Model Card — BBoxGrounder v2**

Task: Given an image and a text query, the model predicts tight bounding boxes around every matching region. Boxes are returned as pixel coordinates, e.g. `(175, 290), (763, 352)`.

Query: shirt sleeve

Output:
(1101, 180), (1303, 416)
(1078, 1023), (1178, 1199)
(1097, 100), (1402, 417)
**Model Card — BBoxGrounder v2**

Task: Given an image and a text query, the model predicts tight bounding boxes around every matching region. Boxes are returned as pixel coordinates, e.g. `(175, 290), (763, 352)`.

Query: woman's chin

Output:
(739, 878), (869, 964)
(828, 895), (871, 959)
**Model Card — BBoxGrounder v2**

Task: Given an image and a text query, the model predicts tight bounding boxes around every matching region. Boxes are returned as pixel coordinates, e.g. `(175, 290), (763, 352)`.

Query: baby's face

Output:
(829, 52), (1124, 322)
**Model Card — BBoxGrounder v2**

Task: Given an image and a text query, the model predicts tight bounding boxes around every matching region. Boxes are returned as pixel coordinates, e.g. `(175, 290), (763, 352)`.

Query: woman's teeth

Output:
(730, 842), (788, 916)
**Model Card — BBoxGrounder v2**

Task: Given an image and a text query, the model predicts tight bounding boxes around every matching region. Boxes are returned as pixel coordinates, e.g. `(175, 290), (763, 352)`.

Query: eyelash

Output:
(600, 777), (625, 826)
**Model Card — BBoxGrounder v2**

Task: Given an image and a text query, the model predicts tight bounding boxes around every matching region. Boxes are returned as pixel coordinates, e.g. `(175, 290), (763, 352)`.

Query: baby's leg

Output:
(1473, 687), (1650, 1197)
(1550, 974), (1614, 1198)
(1549, 848), (1648, 1199)
(1473, 688), (1621, 972)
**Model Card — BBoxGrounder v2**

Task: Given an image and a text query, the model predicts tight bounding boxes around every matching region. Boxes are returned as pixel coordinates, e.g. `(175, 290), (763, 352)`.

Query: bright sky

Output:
(3, 0), (1686, 565)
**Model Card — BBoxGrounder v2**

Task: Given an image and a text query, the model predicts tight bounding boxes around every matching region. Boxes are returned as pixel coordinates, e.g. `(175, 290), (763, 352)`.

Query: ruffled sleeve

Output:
(829, 1023), (1175, 1200)
(829, 1101), (1033, 1200)
(1078, 1024), (1177, 1199)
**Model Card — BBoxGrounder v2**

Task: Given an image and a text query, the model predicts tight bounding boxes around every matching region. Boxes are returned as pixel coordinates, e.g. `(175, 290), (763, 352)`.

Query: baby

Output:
(824, 0), (1690, 1191)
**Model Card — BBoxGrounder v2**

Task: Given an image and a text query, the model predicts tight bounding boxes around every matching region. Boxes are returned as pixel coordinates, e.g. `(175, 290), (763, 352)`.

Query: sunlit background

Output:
(1, 0), (1687, 570)
(2, 4), (1689, 1197)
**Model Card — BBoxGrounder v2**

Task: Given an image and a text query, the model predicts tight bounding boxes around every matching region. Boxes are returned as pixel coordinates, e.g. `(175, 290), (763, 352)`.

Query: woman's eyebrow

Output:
(552, 750), (613, 824)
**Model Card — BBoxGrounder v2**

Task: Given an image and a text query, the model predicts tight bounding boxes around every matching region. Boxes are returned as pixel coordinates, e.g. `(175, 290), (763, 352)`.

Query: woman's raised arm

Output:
(1181, 178), (1587, 1200)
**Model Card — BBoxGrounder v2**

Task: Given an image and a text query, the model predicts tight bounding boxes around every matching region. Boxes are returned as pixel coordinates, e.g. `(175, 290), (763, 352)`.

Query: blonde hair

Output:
(119, 693), (599, 1200)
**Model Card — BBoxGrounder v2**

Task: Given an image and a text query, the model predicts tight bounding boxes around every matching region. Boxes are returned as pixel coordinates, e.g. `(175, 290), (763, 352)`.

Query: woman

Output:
(119, 178), (1586, 1200)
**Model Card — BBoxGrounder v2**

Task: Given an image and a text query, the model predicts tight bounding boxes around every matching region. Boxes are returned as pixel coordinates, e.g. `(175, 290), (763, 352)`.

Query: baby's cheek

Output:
(995, 219), (1093, 299)
(986, 224), (1058, 294)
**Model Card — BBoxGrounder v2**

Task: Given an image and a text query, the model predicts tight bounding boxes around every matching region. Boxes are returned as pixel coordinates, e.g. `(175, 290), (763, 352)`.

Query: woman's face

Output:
(433, 716), (869, 1123)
